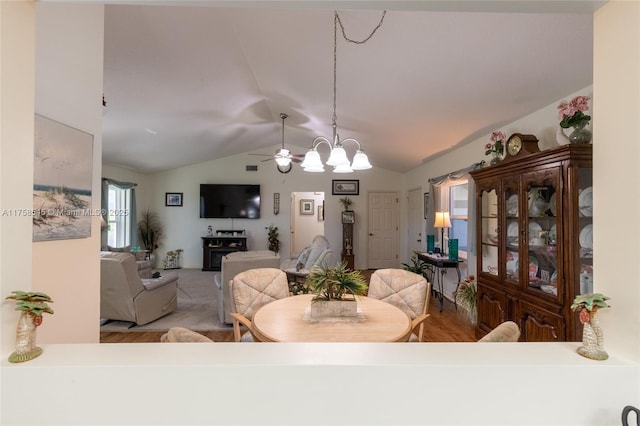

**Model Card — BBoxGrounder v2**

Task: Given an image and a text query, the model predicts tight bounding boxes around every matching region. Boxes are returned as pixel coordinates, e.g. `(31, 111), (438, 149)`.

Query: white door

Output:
(408, 188), (423, 255)
(367, 191), (399, 269)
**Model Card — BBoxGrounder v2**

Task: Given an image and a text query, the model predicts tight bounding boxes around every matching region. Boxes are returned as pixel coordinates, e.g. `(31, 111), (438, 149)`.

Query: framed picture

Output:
(33, 114), (94, 242)
(332, 179), (359, 195)
(165, 192), (183, 207)
(342, 210), (355, 224)
(300, 199), (314, 215)
(318, 204), (324, 221)
(424, 192), (430, 219)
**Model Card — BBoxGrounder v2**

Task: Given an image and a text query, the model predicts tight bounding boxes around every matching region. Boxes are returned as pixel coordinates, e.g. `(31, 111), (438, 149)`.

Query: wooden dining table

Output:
(252, 294), (412, 342)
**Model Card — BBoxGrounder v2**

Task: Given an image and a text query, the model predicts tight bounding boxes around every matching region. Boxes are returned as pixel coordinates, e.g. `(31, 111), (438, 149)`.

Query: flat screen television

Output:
(199, 184), (261, 219)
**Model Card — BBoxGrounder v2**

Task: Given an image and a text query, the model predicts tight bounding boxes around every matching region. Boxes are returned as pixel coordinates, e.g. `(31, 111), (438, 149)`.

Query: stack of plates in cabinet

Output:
(580, 224), (593, 257)
(579, 187), (593, 217)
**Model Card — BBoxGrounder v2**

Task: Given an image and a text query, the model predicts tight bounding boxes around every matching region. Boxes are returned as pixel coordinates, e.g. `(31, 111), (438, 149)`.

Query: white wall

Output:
(146, 149), (403, 269)
(31, 3), (105, 344)
(593, 0), (640, 362)
(0, 0), (36, 358)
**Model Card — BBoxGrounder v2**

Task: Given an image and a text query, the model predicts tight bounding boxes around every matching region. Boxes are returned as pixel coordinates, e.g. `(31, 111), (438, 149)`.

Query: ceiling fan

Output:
(250, 113), (304, 173)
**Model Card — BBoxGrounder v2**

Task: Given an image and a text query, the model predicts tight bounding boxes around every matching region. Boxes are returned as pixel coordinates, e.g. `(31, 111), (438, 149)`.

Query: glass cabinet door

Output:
(503, 182), (520, 286)
(523, 169), (561, 300)
(577, 167), (593, 294)
(479, 187), (498, 277)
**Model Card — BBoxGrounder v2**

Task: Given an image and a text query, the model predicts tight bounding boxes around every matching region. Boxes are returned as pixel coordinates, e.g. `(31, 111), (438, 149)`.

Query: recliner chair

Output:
(100, 252), (178, 325)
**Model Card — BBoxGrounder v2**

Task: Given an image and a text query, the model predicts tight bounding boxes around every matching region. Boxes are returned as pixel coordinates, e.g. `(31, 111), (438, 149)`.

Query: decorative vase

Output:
(577, 309), (608, 361)
(9, 311), (43, 363)
(568, 122), (592, 144)
(489, 153), (500, 166)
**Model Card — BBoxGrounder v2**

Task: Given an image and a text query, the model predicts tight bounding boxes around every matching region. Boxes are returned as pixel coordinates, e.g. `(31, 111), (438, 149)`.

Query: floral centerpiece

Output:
(571, 292), (610, 360)
(485, 131), (505, 165)
(557, 95), (592, 144)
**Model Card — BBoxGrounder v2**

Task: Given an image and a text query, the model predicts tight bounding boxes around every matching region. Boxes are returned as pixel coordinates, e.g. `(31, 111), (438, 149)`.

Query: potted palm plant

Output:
(138, 210), (162, 266)
(306, 261), (368, 317)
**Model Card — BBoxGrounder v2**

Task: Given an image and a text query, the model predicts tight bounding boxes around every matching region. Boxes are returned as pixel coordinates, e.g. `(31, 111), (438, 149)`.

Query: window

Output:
(107, 185), (132, 247)
(441, 181), (469, 258)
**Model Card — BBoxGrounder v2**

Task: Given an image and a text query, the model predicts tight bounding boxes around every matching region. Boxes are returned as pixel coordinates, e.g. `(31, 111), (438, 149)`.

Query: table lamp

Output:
(434, 211), (451, 255)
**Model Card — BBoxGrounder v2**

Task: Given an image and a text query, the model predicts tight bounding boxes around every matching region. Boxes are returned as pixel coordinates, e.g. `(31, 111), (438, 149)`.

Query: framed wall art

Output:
(33, 114), (94, 242)
(165, 192), (183, 207)
(342, 210), (355, 224)
(332, 179), (359, 195)
(300, 199), (314, 215)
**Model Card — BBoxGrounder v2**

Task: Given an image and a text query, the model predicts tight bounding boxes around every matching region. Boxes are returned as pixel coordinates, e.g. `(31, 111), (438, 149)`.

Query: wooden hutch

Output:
(469, 144), (592, 342)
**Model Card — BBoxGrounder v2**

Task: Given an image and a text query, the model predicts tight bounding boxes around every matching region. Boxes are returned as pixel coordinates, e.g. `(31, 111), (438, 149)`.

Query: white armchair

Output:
(100, 252), (178, 325)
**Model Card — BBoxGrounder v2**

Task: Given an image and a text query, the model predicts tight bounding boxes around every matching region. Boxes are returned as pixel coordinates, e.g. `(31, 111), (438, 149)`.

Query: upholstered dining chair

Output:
(368, 268), (431, 342)
(229, 268), (290, 342)
(478, 321), (521, 342)
(160, 327), (214, 343)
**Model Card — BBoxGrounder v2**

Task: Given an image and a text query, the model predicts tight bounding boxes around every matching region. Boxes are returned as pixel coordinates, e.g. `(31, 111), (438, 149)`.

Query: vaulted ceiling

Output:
(102, 1), (600, 174)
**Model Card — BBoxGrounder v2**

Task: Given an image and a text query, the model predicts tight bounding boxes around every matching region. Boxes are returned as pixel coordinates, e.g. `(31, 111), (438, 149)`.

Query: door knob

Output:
(369, 233), (374, 236)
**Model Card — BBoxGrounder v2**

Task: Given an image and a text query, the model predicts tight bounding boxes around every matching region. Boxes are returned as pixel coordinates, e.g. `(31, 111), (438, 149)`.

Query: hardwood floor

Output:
(100, 296), (476, 343)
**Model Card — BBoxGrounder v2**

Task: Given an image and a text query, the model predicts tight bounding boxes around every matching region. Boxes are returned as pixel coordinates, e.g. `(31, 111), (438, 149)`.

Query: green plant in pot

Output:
(138, 209), (162, 254)
(267, 225), (280, 253)
(402, 251), (430, 278)
(306, 261), (368, 317)
(338, 197), (353, 211)
(454, 276), (477, 325)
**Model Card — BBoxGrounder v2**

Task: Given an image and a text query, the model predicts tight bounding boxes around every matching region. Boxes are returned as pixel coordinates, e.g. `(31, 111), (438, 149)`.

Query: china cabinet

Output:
(469, 144), (592, 342)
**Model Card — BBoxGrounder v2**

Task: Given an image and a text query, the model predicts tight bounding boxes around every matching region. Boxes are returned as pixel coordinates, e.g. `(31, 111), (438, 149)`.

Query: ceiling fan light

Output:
(326, 146), (348, 166)
(333, 163), (353, 173)
(275, 156), (291, 167)
(351, 150), (372, 170)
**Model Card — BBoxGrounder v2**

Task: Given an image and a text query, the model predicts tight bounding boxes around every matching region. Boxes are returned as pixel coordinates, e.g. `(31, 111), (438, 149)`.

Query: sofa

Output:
(100, 251), (178, 325)
(214, 250), (280, 325)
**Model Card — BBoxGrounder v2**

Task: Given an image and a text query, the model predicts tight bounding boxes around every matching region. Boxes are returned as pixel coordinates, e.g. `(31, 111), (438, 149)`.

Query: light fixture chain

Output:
(335, 11), (387, 45)
(332, 10), (387, 138)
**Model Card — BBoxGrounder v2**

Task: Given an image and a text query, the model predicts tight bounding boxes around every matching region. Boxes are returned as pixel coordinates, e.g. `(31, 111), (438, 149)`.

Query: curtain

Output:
(428, 161), (484, 255)
(101, 178), (137, 249)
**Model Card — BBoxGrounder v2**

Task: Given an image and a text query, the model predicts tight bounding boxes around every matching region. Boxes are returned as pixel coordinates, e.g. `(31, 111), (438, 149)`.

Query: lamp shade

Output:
(326, 145), (348, 166)
(434, 211), (451, 228)
(351, 150), (372, 170)
(301, 149), (324, 171)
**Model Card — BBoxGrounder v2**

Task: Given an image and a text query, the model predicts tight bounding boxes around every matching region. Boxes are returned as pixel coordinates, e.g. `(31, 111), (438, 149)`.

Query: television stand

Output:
(202, 230), (247, 271)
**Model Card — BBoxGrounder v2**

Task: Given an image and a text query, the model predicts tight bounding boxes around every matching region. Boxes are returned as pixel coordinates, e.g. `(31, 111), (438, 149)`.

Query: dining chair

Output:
(229, 268), (290, 342)
(160, 327), (214, 343)
(368, 268), (431, 342)
(477, 321), (521, 342)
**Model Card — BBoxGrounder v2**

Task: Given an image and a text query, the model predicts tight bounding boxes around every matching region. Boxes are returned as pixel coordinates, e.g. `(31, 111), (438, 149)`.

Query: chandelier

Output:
(301, 10), (386, 173)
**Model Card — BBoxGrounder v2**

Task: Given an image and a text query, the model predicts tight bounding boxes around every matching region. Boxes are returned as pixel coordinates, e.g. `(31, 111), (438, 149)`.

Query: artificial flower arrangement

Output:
(557, 95), (591, 129)
(485, 130), (505, 156)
